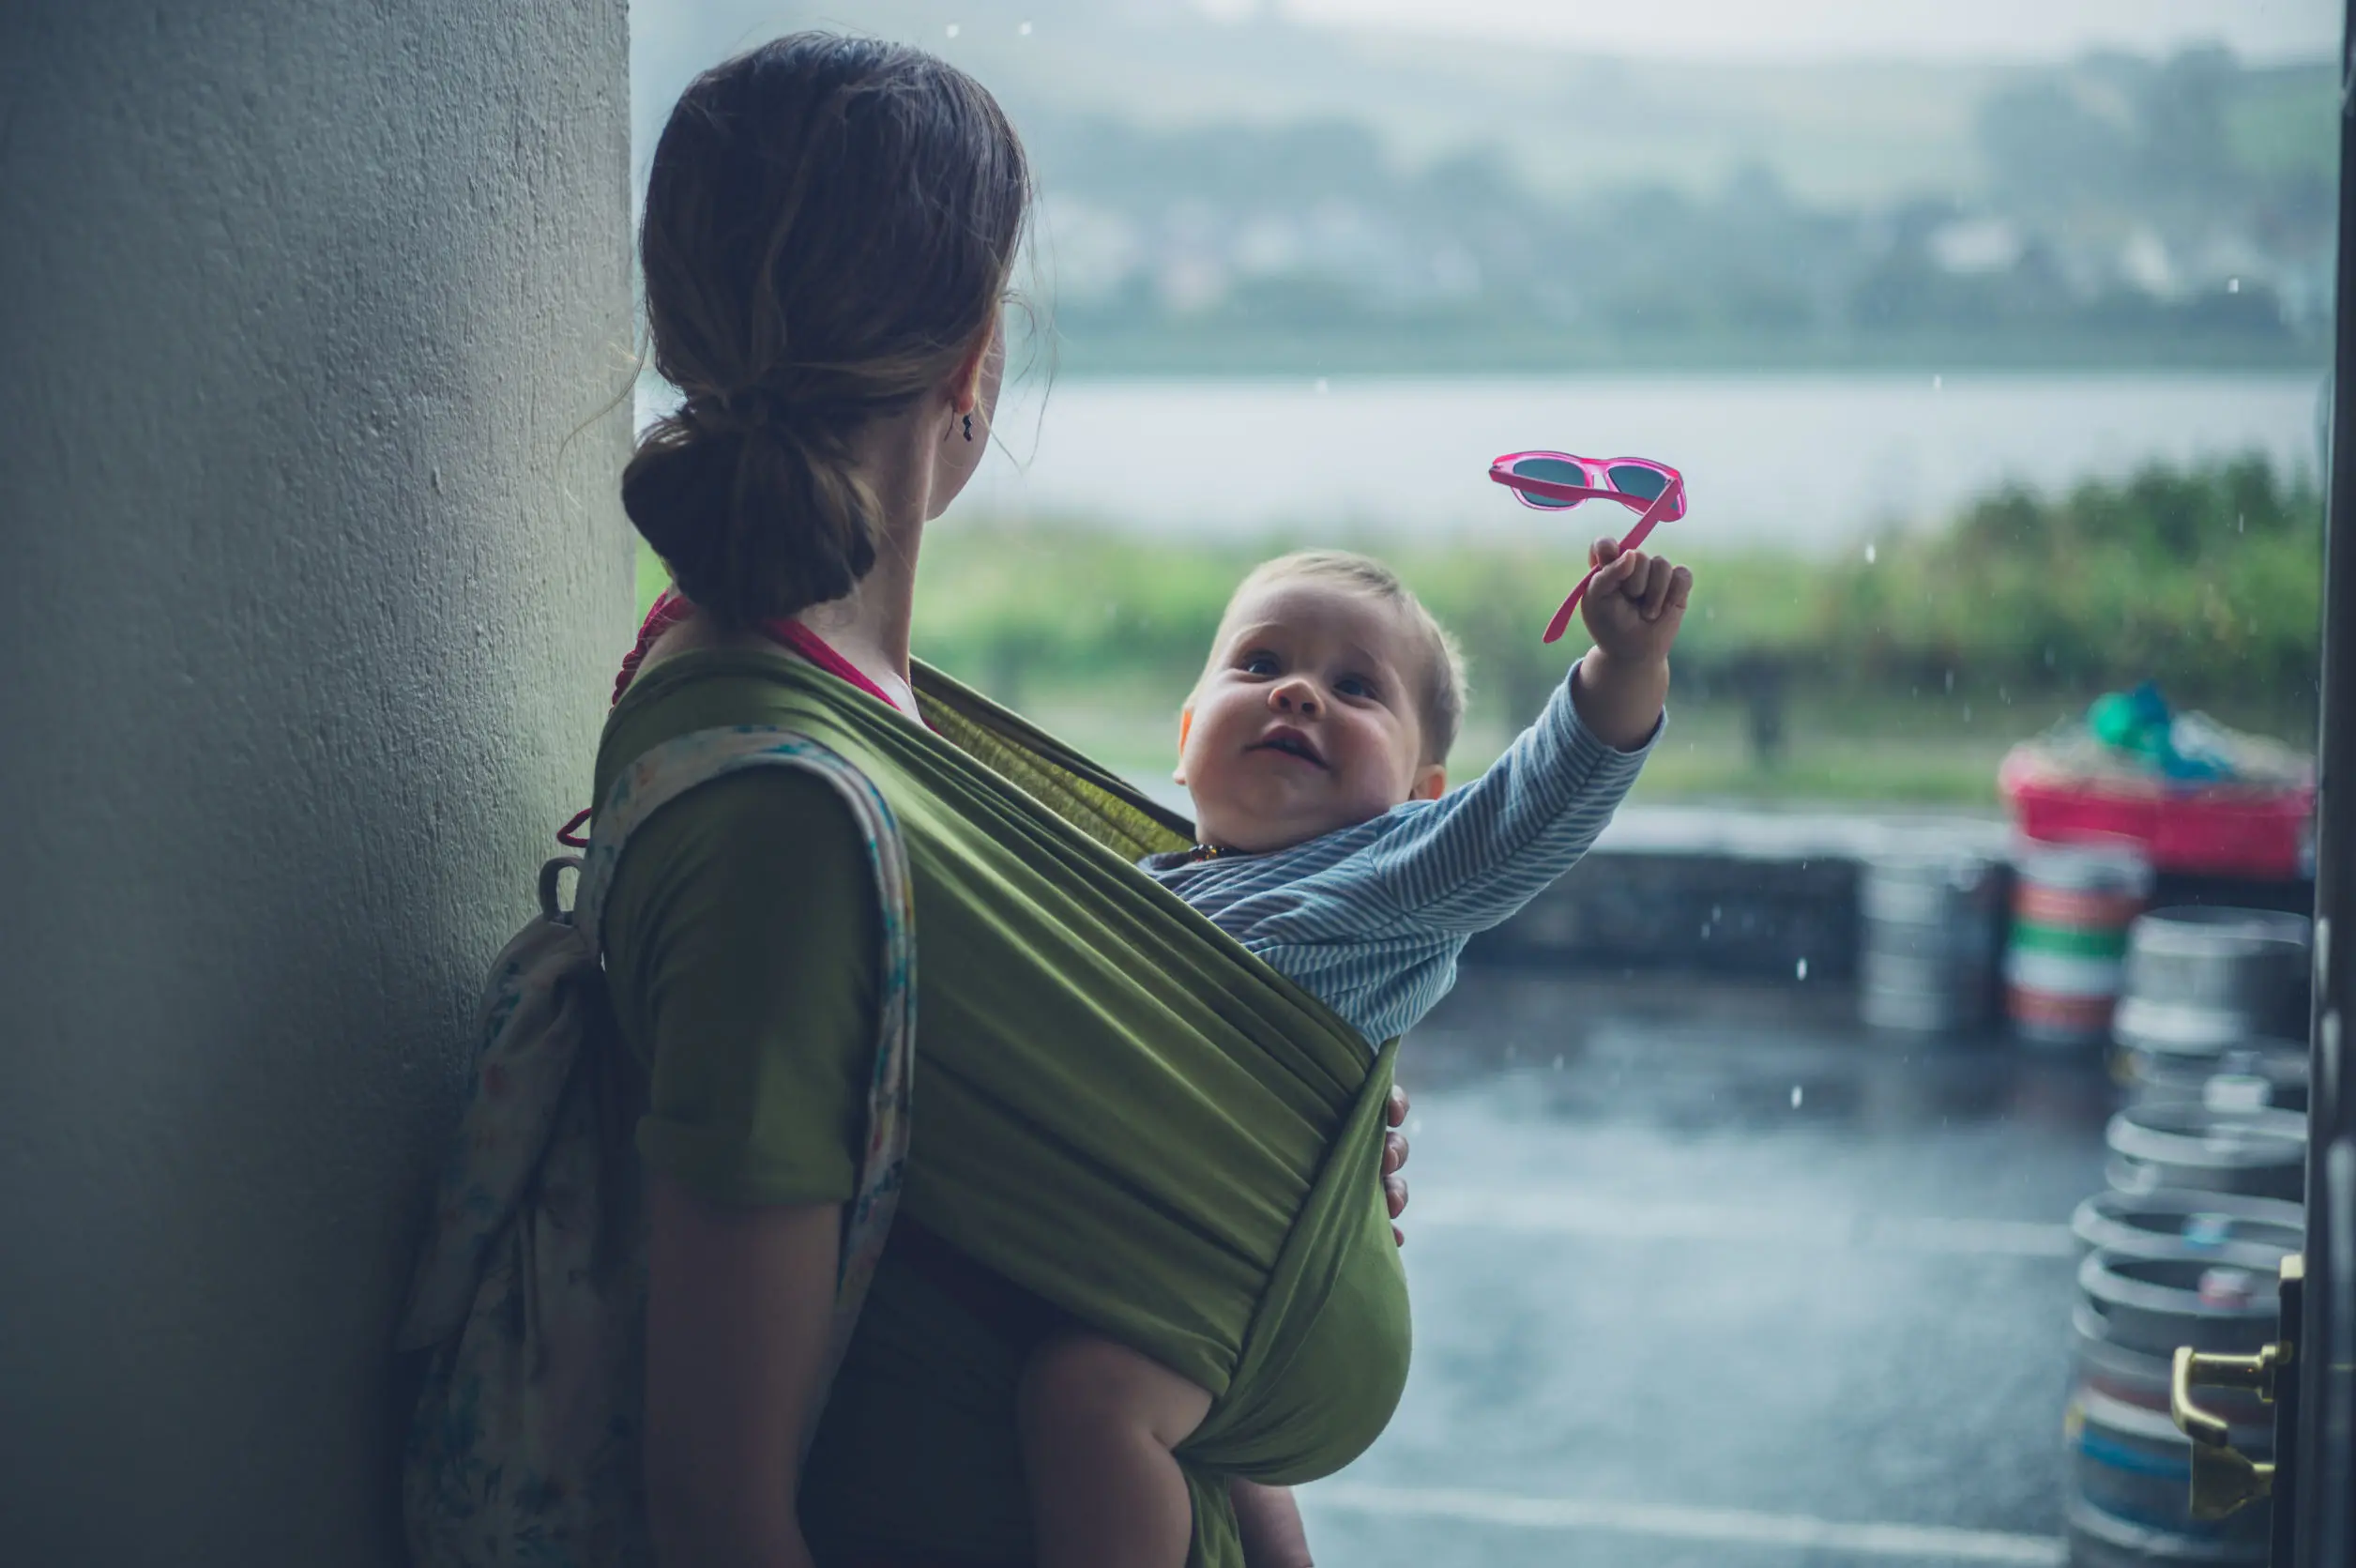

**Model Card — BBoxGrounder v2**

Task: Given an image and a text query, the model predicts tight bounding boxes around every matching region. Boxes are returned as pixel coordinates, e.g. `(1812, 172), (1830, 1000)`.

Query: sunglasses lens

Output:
(1605, 464), (1670, 501)
(1509, 456), (1586, 509)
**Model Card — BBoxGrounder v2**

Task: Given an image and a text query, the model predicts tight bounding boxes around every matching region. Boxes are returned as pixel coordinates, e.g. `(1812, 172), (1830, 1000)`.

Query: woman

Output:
(601, 33), (1413, 1568)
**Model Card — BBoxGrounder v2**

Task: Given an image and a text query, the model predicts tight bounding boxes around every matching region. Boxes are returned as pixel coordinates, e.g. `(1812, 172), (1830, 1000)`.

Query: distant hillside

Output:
(629, 1), (2337, 373)
(636, 0), (2010, 203)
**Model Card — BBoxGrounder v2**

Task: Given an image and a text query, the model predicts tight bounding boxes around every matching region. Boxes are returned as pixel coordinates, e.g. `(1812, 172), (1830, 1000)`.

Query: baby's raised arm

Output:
(1343, 657), (1652, 936)
(1342, 542), (1690, 936)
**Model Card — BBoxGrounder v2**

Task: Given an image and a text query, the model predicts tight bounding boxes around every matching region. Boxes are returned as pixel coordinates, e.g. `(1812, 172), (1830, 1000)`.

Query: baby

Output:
(1017, 538), (1693, 1567)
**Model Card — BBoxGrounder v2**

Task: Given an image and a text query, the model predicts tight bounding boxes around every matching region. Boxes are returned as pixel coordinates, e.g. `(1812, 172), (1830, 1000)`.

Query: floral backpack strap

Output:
(574, 723), (918, 1408)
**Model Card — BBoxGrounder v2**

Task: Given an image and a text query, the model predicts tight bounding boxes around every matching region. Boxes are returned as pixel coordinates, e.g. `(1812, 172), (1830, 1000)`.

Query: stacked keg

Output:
(2112, 908), (2312, 1116)
(2006, 840), (2153, 1047)
(2065, 1238), (2296, 1567)
(2060, 905), (2312, 1566)
(1858, 851), (2003, 1034)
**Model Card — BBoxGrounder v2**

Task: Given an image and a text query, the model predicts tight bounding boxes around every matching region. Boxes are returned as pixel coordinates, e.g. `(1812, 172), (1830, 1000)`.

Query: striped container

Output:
(2005, 839), (2154, 1048)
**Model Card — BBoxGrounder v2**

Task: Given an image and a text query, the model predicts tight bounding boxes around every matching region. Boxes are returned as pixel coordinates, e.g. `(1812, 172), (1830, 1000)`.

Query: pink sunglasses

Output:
(1490, 450), (1688, 644)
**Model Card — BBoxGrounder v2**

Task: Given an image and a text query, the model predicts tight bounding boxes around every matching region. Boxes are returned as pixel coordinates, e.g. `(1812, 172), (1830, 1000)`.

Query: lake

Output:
(942, 371), (2330, 555)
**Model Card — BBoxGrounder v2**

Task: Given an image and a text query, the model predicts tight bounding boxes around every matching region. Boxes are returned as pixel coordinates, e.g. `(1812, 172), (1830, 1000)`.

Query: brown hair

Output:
(1208, 551), (1470, 765)
(624, 33), (1031, 629)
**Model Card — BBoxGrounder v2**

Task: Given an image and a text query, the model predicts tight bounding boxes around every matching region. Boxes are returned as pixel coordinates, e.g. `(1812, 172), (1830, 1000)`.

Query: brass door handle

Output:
(2170, 1343), (2289, 1520)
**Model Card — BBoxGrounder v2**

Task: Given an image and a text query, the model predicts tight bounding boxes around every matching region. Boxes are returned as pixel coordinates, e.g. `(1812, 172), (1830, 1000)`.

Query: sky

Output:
(1197, 0), (2343, 64)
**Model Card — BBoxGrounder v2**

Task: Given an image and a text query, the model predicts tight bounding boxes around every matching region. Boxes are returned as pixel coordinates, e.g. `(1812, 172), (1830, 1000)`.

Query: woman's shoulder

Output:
(593, 643), (841, 809)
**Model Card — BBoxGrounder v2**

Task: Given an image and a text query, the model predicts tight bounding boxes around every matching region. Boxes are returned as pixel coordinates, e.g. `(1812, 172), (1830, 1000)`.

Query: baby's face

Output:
(1178, 581), (1446, 854)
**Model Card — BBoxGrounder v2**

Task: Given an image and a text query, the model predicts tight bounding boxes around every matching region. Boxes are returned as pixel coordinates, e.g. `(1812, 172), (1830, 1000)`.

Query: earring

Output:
(963, 412), (975, 443)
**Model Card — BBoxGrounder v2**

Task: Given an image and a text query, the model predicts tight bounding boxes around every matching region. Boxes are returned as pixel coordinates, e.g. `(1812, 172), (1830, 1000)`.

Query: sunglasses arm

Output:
(1487, 469), (1621, 507)
(1540, 479), (1686, 645)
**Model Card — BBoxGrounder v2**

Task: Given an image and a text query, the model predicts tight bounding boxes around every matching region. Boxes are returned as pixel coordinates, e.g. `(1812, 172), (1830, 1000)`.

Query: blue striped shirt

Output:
(1141, 674), (1657, 1049)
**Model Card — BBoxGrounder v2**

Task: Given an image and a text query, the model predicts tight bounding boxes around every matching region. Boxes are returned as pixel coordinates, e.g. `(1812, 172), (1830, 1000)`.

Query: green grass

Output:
(1623, 695), (2039, 806)
(636, 541), (671, 619)
(628, 448), (2319, 807)
(988, 677), (2050, 810)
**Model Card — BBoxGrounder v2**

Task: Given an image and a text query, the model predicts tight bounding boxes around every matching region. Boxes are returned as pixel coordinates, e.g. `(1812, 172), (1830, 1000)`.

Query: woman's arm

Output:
(644, 1173), (844, 1568)
(1233, 1480), (1315, 1568)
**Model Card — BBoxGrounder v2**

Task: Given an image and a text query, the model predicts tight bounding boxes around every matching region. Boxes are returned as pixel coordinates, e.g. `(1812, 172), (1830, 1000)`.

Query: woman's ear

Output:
(1409, 763), (1447, 801)
(950, 316), (997, 415)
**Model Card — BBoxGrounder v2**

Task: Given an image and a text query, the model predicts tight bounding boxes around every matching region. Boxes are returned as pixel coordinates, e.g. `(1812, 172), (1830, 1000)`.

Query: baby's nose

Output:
(1270, 678), (1321, 715)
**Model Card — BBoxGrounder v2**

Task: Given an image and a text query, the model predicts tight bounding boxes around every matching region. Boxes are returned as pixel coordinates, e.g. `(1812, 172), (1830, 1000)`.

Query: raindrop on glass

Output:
(1315, 377), (1330, 394)
(1932, 373), (1943, 390)
(2227, 278), (2242, 295)
(1019, 19), (1034, 34)
(1790, 1085), (1803, 1108)
(1864, 541), (1877, 565)
(946, 22), (961, 37)
(1796, 956), (1809, 981)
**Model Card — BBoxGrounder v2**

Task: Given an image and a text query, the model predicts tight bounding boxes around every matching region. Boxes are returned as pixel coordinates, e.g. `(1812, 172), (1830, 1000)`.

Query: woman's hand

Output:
(1384, 1084), (1411, 1246)
(1571, 535), (1691, 753)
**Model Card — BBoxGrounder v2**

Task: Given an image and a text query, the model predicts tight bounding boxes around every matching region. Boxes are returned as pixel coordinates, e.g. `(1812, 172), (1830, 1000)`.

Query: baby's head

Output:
(1178, 551), (1467, 854)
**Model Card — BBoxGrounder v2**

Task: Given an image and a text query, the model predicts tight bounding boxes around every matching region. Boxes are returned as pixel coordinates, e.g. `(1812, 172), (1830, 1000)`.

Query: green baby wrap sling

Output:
(398, 647), (1411, 1566)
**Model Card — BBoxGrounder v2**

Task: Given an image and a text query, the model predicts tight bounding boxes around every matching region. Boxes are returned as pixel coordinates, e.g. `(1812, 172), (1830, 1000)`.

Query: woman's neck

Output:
(642, 402), (947, 717)
(785, 403), (941, 713)
(794, 519), (921, 712)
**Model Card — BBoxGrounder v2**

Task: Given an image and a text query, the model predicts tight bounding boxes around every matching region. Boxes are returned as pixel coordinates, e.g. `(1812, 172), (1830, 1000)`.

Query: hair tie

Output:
(687, 388), (793, 434)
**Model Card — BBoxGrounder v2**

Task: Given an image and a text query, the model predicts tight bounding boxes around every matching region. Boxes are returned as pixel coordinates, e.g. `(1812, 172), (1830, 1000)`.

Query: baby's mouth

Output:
(1249, 726), (1327, 769)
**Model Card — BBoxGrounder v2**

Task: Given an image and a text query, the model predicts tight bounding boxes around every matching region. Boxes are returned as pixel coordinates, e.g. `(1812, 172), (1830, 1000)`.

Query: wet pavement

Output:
(1300, 965), (2120, 1567)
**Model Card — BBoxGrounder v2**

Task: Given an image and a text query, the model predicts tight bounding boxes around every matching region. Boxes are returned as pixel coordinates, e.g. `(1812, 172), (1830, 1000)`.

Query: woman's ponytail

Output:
(628, 33), (1030, 629)
(621, 398), (878, 628)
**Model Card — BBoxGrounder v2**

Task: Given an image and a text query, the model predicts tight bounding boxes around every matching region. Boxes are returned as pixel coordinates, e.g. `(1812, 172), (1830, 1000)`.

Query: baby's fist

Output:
(1579, 536), (1692, 666)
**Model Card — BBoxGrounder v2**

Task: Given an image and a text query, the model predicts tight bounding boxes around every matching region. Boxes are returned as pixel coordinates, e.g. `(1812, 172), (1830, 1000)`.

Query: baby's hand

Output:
(1579, 535), (1692, 668)
(1568, 536), (1692, 751)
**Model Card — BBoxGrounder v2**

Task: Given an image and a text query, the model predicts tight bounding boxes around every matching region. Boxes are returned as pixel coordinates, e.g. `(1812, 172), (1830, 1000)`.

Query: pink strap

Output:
(612, 589), (913, 717)
(612, 590), (696, 707)
(757, 617), (907, 714)
(557, 589), (920, 847)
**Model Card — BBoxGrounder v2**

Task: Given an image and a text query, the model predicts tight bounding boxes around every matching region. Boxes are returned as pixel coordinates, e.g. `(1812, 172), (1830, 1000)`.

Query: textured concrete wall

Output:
(0, 4), (633, 1560)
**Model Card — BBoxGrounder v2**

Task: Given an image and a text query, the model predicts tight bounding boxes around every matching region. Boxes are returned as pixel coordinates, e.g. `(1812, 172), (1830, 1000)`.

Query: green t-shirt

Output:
(595, 643), (1411, 1567)
(598, 650), (1036, 1562)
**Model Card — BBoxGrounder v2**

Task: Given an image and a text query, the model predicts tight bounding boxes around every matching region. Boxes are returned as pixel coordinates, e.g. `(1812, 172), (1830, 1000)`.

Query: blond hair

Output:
(1205, 550), (1469, 765)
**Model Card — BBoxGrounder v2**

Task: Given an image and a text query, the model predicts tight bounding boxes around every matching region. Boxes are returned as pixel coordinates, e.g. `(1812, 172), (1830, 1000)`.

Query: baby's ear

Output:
(1410, 762), (1447, 801)
(1174, 708), (1193, 785)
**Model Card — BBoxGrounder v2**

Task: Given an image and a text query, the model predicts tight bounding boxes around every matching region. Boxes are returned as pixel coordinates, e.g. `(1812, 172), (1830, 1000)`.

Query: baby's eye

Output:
(1239, 651), (1280, 677)
(1334, 675), (1376, 700)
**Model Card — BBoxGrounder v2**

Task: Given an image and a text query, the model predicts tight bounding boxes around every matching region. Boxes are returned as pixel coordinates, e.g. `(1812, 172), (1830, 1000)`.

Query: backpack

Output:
(395, 727), (918, 1567)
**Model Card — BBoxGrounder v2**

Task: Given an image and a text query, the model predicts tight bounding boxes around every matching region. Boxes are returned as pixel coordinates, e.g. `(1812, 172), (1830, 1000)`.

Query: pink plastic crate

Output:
(1999, 754), (2313, 879)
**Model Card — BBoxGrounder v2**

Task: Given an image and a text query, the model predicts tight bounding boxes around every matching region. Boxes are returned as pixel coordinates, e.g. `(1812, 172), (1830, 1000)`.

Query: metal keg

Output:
(2116, 1041), (2309, 1115)
(2105, 1104), (2306, 1203)
(2065, 1390), (2270, 1568)
(2070, 1189), (2304, 1268)
(2006, 840), (2152, 1048)
(2065, 1250), (2281, 1567)
(1858, 851), (2002, 1033)
(2114, 907), (2312, 1055)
